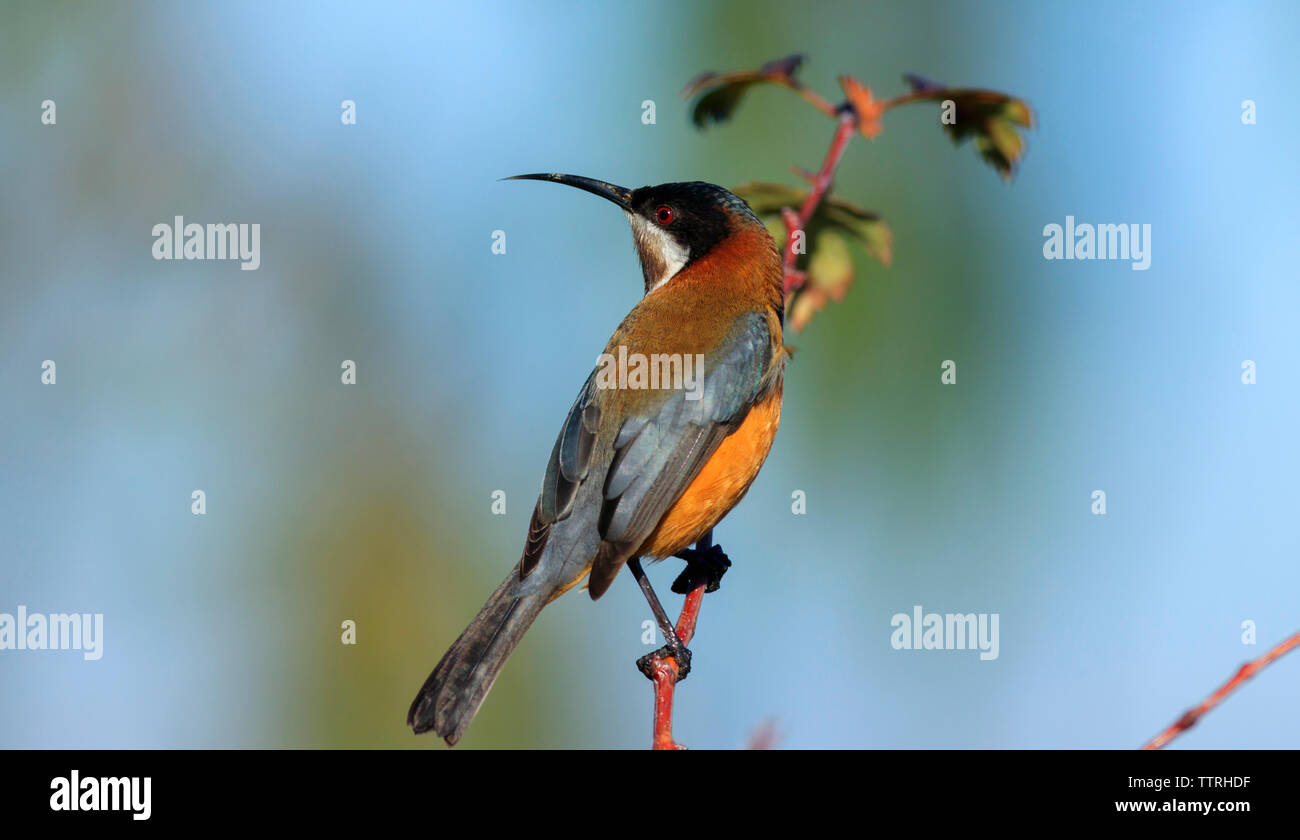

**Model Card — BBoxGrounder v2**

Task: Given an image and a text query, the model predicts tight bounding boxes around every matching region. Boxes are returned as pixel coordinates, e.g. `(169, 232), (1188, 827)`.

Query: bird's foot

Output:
(671, 542), (731, 594)
(637, 641), (692, 682)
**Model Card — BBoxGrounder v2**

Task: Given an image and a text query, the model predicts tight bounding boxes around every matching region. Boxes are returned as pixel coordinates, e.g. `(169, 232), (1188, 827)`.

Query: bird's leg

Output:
(671, 530), (731, 594)
(628, 556), (693, 680)
(630, 534), (727, 750)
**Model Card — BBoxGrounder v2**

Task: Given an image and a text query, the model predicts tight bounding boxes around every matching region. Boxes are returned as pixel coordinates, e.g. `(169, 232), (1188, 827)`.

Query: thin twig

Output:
(770, 77), (840, 119)
(781, 112), (858, 296)
(1142, 629), (1300, 749)
(647, 93), (860, 750)
(643, 530), (722, 750)
(646, 583), (706, 750)
(746, 718), (780, 750)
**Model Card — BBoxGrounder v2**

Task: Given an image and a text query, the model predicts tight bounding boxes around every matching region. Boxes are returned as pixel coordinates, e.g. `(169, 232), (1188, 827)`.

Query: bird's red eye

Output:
(656, 206), (674, 224)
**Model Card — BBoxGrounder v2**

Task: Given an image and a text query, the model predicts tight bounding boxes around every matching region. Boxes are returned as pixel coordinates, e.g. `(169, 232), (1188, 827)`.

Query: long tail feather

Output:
(407, 571), (549, 746)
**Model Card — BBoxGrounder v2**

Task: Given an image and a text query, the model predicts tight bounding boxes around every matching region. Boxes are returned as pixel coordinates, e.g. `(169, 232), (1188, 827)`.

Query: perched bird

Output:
(408, 174), (787, 745)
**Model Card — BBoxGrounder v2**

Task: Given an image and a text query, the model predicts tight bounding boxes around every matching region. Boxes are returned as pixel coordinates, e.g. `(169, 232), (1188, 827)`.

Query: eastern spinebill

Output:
(408, 174), (787, 745)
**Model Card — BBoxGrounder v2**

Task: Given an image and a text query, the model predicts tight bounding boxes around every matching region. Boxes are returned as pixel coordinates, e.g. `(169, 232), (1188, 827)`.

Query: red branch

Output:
(640, 104), (859, 752)
(645, 583), (707, 750)
(1142, 629), (1300, 750)
(782, 111), (858, 296)
(646, 95), (862, 755)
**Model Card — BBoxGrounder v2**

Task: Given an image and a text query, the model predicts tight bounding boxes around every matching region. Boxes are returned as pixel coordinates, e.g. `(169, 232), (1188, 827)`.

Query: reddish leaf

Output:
(839, 75), (884, 139)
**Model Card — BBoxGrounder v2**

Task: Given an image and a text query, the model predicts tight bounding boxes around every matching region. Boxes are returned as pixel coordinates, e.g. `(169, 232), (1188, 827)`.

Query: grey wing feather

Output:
(535, 372), (599, 524)
(520, 372), (600, 581)
(591, 312), (775, 586)
(519, 311), (776, 600)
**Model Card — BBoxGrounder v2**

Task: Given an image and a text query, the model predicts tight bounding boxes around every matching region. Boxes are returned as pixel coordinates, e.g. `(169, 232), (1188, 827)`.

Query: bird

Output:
(408, 174), (787, 746)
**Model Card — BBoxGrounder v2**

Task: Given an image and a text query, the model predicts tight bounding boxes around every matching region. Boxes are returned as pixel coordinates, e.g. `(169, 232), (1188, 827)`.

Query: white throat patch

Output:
(627, 212), (690, 292)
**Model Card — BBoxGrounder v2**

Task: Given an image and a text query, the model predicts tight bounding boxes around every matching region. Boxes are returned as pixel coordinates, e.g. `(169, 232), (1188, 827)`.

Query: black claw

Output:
(637, 643), (692, 682)
(668, 643), (691, 679)
(671, 543), (731, 594)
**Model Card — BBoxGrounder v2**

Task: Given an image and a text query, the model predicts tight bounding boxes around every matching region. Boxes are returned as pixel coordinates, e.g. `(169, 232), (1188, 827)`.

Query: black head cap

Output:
(506, 174), (766, 292)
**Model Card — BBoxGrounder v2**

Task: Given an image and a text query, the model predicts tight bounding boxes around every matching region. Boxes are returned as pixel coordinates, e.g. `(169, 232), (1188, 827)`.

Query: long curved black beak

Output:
(503, 173), (633, 210)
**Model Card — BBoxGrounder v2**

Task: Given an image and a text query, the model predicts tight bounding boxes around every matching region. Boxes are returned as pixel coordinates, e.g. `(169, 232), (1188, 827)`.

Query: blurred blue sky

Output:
(1, 0), (1297, 748)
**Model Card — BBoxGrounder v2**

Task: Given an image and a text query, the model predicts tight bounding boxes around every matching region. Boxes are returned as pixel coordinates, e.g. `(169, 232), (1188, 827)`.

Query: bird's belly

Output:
(637, 382), (783, 559)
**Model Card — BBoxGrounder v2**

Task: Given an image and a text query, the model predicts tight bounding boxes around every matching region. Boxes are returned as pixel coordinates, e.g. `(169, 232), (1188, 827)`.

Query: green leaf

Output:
(901, 74), (1035, 180)
(807, 231), (854, 297)
(733, 181), (893, 267)
(732, 181), (806, 214)
(817, 197), (893, 267)
(683, 54), (804, 128)
(732, 182), (892, 332)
